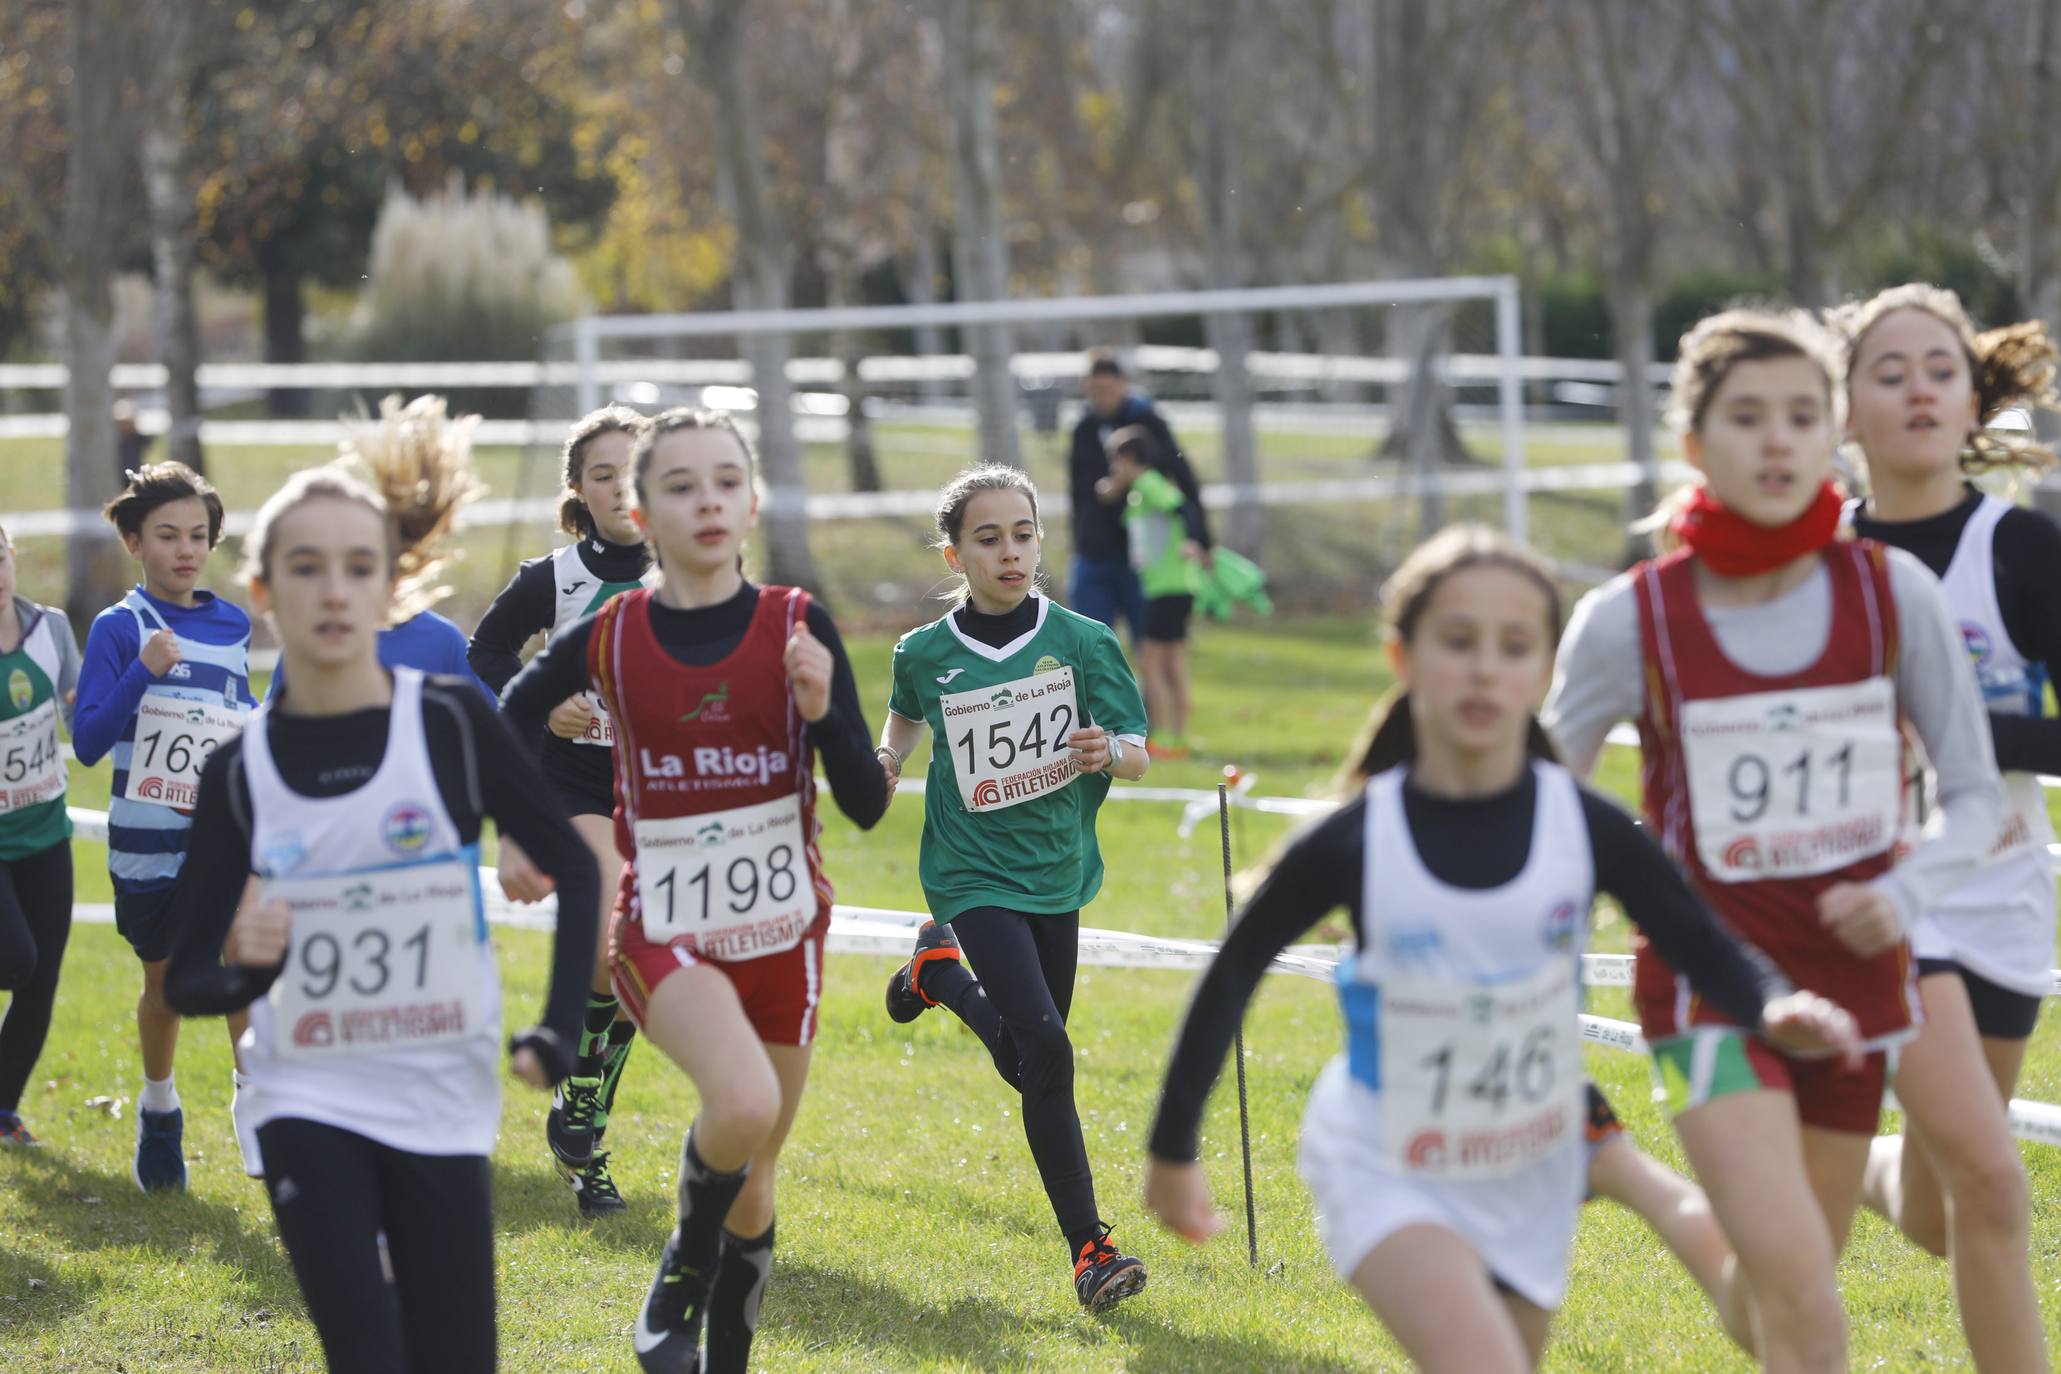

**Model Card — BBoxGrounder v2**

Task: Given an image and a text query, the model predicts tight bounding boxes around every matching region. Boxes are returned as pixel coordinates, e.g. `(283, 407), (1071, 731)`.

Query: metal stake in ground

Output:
(1219, 778), (1260, 1267)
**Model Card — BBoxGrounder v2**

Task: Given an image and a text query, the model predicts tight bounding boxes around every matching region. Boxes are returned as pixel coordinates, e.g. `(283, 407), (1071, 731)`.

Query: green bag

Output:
(1194, 547), (1273, 622)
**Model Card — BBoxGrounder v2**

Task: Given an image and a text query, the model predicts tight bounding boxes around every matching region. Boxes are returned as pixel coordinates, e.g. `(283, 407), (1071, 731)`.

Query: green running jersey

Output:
(888, 597), (1147, 920)
(0, 605), (76, 859)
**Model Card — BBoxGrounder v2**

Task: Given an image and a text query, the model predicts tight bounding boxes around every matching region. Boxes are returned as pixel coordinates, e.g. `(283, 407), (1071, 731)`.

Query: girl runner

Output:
(470, 403), (653, 1215)
(267, 395), (492, 705)
(876, 465), (1155, 1311)
(73, 461), (257, 1191)
(500, 407), (886, 1374)
(163, 465), (601, 1374)
(1836, 283), (2054, 1370)
(1144, 525), (1854, 1373)
(1542, 309), (2009, 1372)
(0, 524), (82, 1147)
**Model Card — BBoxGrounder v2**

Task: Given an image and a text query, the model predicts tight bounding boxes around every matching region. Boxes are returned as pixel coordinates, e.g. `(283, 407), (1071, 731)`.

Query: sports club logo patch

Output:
(1962, 621), (1993, 667)
(1033, 655), (1064, 675)
(6, 669), (29, 712)
(1540, 899), (1580, 951)
(680, 681), (732, 724)
(381, 803), (433, 855)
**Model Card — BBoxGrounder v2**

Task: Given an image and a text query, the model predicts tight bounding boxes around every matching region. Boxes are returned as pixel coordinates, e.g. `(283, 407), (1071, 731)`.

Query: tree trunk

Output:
(828, 266), (881, 493)
(1610, 276), (1660, 555)
(679, 0), (818, 590)
(262, 264), (310, 418)
(142, 7), (203, 474)
(64, 0), (132, 628)
(1189, 0), (1261, 553)
(940, 0), (1021, 469)
(904, 222), (946, 404)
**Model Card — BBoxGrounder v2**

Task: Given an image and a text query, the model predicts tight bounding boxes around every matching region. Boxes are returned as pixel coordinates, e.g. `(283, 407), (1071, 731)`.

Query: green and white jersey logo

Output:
(551, 543), (658, 747)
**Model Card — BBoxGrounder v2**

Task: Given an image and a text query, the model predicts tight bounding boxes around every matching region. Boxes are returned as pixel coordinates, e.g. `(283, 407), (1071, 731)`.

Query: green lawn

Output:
(9, 616), (2061, 1370)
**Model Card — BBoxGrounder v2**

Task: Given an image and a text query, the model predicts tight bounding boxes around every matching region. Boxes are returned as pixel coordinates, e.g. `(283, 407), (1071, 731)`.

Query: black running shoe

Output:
(885, 921), (962, 1024)
(133, 1106), (186, 1193)
(1073, 1224), (1147, 1312)
(547, 1074), (603, 1170)
(567, 1149), (628, 1219)
(634, 1230), (709, 1373)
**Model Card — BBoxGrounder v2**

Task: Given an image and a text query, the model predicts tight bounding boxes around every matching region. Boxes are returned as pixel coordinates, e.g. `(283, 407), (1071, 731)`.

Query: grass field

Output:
(8, 614), (2061, 1372)
(0, 415), (1654, 636)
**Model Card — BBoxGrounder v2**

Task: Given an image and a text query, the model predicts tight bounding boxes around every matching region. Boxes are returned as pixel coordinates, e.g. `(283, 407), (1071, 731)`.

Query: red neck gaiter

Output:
(1670, 481), (1844, 577)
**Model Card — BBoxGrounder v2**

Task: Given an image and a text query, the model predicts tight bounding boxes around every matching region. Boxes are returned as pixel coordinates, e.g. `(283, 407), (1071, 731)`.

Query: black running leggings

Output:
(258, 1118), (496, 1374)
(0, 840), (72, 1113)
(944, 907), (1099, 1242)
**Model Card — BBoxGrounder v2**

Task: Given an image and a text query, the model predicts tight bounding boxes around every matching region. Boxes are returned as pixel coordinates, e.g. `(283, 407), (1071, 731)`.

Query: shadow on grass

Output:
(768, 1254), (1365, 1374)
(1, 1149), (303, 1328)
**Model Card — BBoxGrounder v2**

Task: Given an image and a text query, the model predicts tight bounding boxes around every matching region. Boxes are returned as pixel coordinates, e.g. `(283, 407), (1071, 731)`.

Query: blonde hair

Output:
(1828, 282), (2059, 479)
(240, 466), (394, 590)
(558, 404), (648, 536)
(1644, 309), (1844, 552)
(336, 394), (483, 621)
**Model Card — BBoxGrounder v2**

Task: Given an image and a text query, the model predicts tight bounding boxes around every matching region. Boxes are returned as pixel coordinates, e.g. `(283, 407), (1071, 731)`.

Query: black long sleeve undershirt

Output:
(500, 581), (888, 830)
(1854, 487), (2061, 775)
(1147, 769), (1790, 1163)
(162, 677), (600, 1078)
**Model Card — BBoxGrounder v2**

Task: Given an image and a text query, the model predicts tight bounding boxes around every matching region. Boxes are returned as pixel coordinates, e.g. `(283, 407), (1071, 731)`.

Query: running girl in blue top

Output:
(73, 462), (256, 1191)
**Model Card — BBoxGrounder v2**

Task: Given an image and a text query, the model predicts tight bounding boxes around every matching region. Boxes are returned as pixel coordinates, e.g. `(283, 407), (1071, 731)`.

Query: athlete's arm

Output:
(1989, 507), (2061, 774)
(1540, 576), (1643, 779)
(70, 609), (153, 765)
(1149, 801), (1359, 1163)
(1879, 549), (2008, 931)
(498, 613), (602, 759)
(1582, 788), (1788, 1025)
(163, 740), (274, 1015)
(466, 558), (556, 695)
(801, 602), (888, 829)
(446, 688), (598, 1082)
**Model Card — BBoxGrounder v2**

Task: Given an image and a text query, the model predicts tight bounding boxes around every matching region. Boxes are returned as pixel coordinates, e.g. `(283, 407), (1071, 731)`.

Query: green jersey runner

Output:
(889, 595), (1147, 920)
(0, 602), (80, 860)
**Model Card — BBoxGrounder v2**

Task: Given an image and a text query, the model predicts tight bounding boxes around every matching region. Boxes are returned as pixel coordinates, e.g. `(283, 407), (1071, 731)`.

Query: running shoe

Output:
(232, 1074), (263, 1178)
(133, 1106), (187, 1193)
(566, 1149), (628, 1219)
(548, 1074), (604, 1170)
(0, 1114), (38, 1147)
(634, 1230), (709, 1373)
(1073, 1223), (1147, 1312)
(885, 921), (962, 1024)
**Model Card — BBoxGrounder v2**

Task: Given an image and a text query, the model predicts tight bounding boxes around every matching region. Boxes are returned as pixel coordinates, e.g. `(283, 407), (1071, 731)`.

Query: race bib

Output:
(1375, 959), (1582, 1180)
(634, 793), (812, 958)
(572, 697), (615, 747)
(0, 699), (64, 812)
(1680, 679), (1900, 882)
(267, 857), (486, 1058)
(123, 692), (247, 809)
(939, 666), (1080, 813)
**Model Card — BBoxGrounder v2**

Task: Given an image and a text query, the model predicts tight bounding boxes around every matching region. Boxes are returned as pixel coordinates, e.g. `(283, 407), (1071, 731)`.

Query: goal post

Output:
(544, 275), (1534, 541)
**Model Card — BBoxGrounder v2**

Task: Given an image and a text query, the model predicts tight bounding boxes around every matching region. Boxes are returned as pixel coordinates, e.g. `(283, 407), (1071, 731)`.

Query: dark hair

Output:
(1086, 347), (1125, 379)
(1104, 423), (1157, 470)
(103, 461), (225, 547)
(933, 465), (1042, 605)
(559, 404), (648, 535)
(1337, 525), (1563, 792)
(630, 407), (758, 505)
(1830, 283), (2059, 480)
